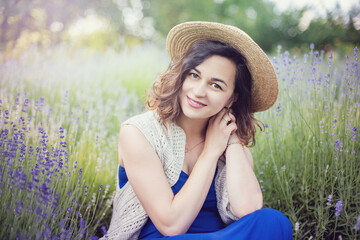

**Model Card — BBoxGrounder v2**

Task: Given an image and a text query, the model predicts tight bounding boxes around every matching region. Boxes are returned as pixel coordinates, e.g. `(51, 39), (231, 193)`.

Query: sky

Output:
(268, 0), (359, 16)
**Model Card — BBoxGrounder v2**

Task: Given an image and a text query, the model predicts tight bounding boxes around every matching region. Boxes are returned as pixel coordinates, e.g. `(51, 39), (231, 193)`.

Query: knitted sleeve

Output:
(101, 111), (164, 240)
(215, 156), (240, 225)
(102, 183), (147, 240)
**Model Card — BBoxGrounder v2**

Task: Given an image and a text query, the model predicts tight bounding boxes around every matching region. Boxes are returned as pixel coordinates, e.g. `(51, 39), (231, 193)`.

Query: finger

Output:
(225, 122), (237, 135)
(228, 112), (236, 122)
(222, 111), (236, 126)
(221, 117), (230, 126)
(215, 108), (229, 124)
(221, 113), (233, 126)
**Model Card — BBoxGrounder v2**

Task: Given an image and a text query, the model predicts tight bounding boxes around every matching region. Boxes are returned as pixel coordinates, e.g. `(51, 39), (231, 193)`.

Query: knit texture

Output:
(102, 111), (238, 240)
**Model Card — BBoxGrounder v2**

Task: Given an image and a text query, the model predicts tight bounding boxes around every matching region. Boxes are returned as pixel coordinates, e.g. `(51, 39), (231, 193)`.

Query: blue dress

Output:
(118, 166), (292, 239)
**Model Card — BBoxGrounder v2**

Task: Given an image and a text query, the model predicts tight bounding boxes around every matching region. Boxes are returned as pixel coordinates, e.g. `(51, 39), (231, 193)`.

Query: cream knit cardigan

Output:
(102, 111), (238, 240)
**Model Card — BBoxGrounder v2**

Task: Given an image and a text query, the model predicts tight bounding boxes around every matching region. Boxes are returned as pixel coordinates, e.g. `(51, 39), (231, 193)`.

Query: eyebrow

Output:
(193, 68), (228, 87)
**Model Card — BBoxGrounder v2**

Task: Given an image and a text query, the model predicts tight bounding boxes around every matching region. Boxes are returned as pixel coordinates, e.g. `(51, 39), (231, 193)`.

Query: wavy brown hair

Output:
(146, 40), (263, 147)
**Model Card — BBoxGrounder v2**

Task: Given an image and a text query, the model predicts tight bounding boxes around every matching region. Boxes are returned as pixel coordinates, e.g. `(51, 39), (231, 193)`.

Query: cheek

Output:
(214, 94), (233, 109)
(181, 78), (191, 92)
(179, 81), (189, 100)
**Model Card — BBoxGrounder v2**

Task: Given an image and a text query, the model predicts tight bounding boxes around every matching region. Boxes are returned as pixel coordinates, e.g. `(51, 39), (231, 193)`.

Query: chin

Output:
(182, 109), (214, 121)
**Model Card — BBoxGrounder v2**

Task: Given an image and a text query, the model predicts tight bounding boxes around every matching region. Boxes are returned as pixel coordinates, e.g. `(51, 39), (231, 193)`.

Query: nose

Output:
(193, 81), (206, 98)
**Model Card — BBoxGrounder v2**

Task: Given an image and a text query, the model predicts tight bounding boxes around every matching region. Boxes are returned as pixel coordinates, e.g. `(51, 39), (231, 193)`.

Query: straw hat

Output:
(166, 21), (278, 112)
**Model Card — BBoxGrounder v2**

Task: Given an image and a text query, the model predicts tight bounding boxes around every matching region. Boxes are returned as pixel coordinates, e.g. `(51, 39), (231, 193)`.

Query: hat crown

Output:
(166, 21), (278, 112)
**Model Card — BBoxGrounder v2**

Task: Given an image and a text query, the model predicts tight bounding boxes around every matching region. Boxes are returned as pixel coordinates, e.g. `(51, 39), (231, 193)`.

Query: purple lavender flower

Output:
(334, 139), (342, 152)
(22, 98), (29, 113)
(43, 223), (52, 239)
(79, 218), (86, 238)
(335, 200), (342, 216)
(60, 219), (70, 239)
(100, 225), (107, 235)
(36, 206), (42, 216)
(78, 168), (83, 185)
(326, 194), (332, 206)
(52, 193), (59, 209)
(276, 103), (281, 113)
(354, 216), (360, 231)
(4, 110), (9, 124)
(84, 185), (89, 197)
(66, 206), (72, 216)
(352, 127), (358, 141)
(14, 201), (24, 216)
(312, 66), (316, 74)
(353, 46), (359, 56)
(35, 231), (41, 240)
(89, 236), (100, 240)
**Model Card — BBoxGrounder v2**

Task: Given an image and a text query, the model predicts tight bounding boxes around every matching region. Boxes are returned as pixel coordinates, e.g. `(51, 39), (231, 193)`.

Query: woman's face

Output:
(179, 55), (236, 121)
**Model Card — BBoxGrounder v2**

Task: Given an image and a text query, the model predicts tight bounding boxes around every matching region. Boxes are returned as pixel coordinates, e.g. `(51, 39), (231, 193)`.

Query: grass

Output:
(0, 44), (359, 239)
(254, 47), (360, 239)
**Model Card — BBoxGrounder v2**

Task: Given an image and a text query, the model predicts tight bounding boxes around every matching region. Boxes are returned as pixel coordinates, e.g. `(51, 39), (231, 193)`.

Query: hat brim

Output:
(166, 21), (278, 112)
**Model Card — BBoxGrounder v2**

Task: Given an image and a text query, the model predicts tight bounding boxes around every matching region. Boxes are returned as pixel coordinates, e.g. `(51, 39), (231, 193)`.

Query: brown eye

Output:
(189, 72), (199, 79)
(211, 83), (222, 90)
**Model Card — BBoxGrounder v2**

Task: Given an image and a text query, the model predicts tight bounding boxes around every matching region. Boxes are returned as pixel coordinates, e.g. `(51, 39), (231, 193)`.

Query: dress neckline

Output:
(119, 165), (189, 177)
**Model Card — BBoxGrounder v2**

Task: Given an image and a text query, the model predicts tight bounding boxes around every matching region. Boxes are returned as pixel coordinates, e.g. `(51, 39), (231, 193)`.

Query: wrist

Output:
(201, 146), (224, 162)
(227, 140), (243, 148)
(225, 141), (244, 153)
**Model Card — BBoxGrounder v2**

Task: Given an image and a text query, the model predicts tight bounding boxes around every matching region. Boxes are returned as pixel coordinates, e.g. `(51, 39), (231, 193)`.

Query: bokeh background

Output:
(1, 0), (359, 53)
(0, 0), (359, 239)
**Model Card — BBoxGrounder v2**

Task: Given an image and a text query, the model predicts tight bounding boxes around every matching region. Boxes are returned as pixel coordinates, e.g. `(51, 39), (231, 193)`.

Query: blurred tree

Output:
(0, 0), (128, 51)
(298, 5), (360, 51)
(0, 0), (358, 52)
(0, 0), (88, 49)
(142, 0), (217, 36)
(143, 0), (281, 51)
(143, 0), (359, 52)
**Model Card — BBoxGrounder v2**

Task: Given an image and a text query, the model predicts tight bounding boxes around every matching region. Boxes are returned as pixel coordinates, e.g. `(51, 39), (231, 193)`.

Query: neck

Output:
(176, 113), (207, 140)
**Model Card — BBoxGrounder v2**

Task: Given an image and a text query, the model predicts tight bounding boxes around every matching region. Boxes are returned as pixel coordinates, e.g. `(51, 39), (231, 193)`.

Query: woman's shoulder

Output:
(121, 110), (167, 147)
(121, 110), (164, 132)
(122, 110), (158, 125)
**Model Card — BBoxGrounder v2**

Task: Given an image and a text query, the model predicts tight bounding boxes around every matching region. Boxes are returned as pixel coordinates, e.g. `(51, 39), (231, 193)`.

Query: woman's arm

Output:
(225, 135), (263, 218)
(119, 109), (234, 236)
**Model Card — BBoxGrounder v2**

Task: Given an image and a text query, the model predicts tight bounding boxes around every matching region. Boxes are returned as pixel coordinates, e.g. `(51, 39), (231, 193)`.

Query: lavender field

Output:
(0, 44), (359, 239)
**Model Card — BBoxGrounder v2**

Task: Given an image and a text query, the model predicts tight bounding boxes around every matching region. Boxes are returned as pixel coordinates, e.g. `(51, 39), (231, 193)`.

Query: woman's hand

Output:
(203, 108), (237, 157)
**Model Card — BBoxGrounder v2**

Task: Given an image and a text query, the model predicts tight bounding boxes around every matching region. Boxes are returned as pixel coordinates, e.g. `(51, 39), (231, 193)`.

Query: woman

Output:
(102, 21), (292, 239)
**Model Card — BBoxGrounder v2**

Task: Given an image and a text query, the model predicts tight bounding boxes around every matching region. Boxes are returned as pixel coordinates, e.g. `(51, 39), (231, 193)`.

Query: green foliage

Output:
(1, 0), (359, 53)
(143, 0), (360, 52)
(144, 0), (280, 51)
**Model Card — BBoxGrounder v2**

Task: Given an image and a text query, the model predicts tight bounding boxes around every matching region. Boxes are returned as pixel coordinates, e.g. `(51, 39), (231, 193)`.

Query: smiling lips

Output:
(187, 96), (207, 109)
